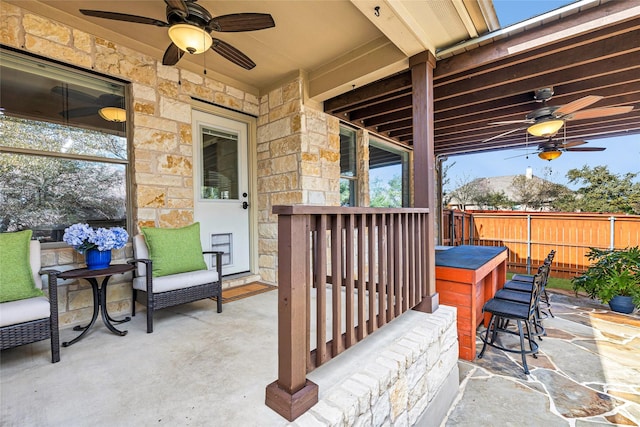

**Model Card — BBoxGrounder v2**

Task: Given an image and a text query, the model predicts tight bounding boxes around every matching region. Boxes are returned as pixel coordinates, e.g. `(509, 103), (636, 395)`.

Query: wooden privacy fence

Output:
(442, 210), (640, 278)
(266, 205), (431, 421)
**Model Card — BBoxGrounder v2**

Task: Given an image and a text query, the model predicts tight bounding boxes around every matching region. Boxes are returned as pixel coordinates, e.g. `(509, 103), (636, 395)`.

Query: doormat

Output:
(213, 282), (277, 304)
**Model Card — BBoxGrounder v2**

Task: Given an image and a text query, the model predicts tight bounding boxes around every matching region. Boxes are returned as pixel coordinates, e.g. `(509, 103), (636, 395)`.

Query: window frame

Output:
(0, 47), (132, 248)
(368, 136), (411, 208)
(339, 125), (359, 207)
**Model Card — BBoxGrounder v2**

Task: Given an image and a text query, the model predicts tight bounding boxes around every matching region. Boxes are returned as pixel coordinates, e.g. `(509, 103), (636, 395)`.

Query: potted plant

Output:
(572, 246), (640, 314)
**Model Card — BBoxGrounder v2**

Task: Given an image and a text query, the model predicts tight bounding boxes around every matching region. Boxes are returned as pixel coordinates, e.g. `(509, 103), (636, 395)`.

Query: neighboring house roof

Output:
(447, 174), (564, 208)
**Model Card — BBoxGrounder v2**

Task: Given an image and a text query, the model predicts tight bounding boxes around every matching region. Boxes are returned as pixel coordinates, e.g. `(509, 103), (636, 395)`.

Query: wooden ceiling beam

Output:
(324, 71), (412, 113)
(435, 51), (640, 113)
(349, 94), (412, 121)
(435, 29), (640, 102)
(434, 1), (640, 78)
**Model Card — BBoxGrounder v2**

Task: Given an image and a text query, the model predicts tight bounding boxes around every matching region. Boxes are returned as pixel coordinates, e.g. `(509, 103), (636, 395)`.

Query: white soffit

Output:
(351, 0), (478, 56)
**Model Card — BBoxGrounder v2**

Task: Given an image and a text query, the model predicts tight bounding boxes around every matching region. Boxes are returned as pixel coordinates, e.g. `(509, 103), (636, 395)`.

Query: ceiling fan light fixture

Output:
(527, 119), (564, 137)
(168, 24), (212, 54)
(99, 106), (127, 122)
(538, 149), (562, 161)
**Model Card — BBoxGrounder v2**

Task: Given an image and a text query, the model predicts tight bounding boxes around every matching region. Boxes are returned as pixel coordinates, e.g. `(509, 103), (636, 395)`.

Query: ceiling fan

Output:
(52, 86), (126, 122)
(79, 0), (275, 69)
(508, 138), (606, 161)
(483, 87), (634, 143)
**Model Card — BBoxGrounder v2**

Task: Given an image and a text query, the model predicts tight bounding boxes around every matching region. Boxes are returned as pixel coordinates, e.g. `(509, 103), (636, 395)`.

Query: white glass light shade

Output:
(527, 119), (564, 137)
(168, 24), (213, 54)
(99, 107), (127, 122)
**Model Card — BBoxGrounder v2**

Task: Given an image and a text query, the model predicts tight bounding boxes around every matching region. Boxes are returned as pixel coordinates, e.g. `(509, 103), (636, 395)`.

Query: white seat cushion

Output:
(133, 269), (219, 294)
(0, 296), (50, 327)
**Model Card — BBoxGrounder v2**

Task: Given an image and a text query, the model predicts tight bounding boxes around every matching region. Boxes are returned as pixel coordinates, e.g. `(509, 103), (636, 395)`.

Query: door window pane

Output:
(201, 127), (239, 200)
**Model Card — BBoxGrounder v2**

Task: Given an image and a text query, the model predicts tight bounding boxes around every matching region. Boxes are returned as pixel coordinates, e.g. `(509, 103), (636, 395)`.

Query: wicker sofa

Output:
(129, 234), (223, 333)
(0, 240), (60, 363)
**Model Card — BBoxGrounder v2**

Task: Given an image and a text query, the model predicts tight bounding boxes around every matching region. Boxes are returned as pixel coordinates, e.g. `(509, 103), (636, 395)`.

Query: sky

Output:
(444, 1), (640, 191)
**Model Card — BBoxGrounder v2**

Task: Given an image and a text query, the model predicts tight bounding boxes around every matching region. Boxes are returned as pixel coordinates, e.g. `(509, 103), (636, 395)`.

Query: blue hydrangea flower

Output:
(63, 223), (129, 253)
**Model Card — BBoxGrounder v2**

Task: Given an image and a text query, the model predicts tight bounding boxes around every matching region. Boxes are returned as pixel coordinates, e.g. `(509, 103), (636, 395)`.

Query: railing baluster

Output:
(345, 214), (355, 347)
(378, 213), (387, 327)
(368, 214), (377, 334)
(394, 213), (403, 316)
(331, 214), (343, 356)
(357, 214), (366, 341)
(316, 214), (328, 366)
(408, 213), (416, 308)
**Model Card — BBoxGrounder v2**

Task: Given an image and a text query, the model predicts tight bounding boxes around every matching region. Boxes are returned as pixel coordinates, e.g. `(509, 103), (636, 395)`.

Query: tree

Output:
(370, 175), (403, 207)
(448, 174), (487, 210)
(476, 191), (514, 210)
(0, 116), (126, 234)
(511, 175), (542, 209)
(563, 165), (640, 214)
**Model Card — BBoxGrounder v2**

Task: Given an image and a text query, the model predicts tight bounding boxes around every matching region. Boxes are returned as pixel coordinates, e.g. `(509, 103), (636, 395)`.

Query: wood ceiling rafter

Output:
(324, 2), (640, 156)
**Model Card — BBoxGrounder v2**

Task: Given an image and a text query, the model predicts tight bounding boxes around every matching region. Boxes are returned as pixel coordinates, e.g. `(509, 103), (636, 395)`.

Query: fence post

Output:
(526, 214), (532, 274)
(461, 212), (465, 245)
(266, 211), (318, 421)
(609, 216), (615, 249)
(450, 210), (455, 245)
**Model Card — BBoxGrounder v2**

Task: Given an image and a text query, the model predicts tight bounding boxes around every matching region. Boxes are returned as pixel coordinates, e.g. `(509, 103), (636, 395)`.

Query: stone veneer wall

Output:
(1, 3), (341, 325)
(256, 78), (340, 283)
(295, 306), (459, 426)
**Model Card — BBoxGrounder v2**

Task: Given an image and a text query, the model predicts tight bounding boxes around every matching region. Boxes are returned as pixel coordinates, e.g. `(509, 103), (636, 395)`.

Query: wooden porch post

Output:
(265, 210), (318, 421)
(410, 51), (439, 313)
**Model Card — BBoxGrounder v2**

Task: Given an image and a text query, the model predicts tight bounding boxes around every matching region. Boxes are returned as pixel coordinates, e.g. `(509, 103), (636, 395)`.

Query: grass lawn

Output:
(507, 272), (574, 291)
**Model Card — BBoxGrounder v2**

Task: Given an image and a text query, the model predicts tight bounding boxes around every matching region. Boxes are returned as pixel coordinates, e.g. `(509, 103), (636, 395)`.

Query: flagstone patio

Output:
(444, 290), (640, 427)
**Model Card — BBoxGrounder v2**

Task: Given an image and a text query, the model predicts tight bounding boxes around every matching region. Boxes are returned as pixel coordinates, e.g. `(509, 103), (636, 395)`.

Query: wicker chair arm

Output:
(202, 251), (223, 276)
(39, 269), (60, 323)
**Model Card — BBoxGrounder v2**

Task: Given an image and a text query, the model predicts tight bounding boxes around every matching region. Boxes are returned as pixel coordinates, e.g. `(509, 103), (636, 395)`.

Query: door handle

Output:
(242, 201), (249, 209)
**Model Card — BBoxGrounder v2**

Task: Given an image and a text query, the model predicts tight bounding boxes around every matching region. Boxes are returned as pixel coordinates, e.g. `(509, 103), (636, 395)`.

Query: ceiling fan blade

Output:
(488, 120), (532, 126)
(565, 147), (606, 152)
(162, 43), (185, 66)
(481, 126), (527, 143)
(51, 86), (98, 104)
(553, 95), (602, 117)
(164, 0), (188, 18)
(565, 106), (634, 121)
(96, 93), (125, 107)
(208, 13), (275, 32)
(504, 152), (534, 160)
(212, 39), (256, 70)
(560, 140), (587, 148)
(80, 10), (169, 27)
(59, 106), (100, 118)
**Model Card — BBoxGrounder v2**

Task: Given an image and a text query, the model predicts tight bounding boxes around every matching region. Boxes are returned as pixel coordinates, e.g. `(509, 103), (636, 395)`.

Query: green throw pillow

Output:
(141, 222), (207, 277)
(0, 230), (44, 303)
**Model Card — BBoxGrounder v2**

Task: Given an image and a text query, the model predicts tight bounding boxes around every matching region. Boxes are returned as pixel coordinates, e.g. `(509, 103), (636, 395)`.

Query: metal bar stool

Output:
(478, 272), (545, 374)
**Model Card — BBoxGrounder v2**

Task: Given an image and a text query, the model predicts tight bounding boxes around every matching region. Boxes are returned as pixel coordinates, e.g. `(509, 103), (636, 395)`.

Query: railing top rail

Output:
(273, 205), (430, 215)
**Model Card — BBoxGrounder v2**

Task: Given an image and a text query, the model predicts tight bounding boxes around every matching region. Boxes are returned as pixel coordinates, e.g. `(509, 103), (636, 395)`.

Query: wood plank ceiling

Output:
(325, 1), (640, 157)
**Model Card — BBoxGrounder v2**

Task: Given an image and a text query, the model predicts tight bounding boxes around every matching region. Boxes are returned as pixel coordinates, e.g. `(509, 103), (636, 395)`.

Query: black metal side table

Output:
(57, 264), (134, 347)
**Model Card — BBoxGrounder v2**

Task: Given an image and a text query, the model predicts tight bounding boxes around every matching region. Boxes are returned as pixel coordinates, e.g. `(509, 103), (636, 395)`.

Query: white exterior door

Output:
(192, 109), (251, 276)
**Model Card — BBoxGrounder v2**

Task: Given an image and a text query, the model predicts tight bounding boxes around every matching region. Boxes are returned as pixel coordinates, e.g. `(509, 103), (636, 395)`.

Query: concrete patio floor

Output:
(1, 288), (639, 426)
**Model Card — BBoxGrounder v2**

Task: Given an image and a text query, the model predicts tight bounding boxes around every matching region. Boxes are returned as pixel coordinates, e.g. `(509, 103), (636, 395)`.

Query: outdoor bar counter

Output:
(435, 245), (508, 360)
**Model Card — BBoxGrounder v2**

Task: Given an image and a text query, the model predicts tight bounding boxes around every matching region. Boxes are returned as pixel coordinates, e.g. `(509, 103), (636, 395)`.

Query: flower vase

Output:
(85, 249), (112, 270)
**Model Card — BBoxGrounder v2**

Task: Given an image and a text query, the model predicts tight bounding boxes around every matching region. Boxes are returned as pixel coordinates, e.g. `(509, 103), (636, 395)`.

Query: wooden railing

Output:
(266, 205), (431, 421)
(441, 210), (640, 278)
